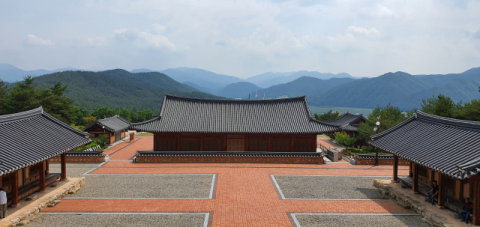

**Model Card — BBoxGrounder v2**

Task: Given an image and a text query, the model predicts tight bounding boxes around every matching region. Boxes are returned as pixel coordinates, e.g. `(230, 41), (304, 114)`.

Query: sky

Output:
(0, 0), (479, 79)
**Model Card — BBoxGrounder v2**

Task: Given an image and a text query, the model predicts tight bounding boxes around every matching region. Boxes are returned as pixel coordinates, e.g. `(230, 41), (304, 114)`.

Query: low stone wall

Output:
(50, 152), (105, 163)
(135, 151), (324, 164)
(4, 178), (85, 227)
(373, 179), (458, 227)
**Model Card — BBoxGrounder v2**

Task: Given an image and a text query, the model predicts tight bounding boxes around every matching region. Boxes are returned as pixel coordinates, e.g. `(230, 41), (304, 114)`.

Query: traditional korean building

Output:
(328, 112), (367, 133)
(131, 95), (339, 153)
(370, 110), (480, 225)
(85, 115), (130, 144)
(0, 107), (90, 207)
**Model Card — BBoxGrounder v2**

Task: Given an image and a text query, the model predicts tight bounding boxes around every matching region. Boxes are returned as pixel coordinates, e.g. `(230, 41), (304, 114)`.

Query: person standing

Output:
(427, 180), (439, 205)
(0, 188), (7, 219)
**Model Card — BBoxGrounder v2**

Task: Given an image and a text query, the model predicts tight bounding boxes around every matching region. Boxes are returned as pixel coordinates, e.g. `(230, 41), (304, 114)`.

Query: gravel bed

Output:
(68, 174), (214, 198)
(274, 175), (389, 199)
(28, 213), (206, 227)
(294, 214), (431, 227)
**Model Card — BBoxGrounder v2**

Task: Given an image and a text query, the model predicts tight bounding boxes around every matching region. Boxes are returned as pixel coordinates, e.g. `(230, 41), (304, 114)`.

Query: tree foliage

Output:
(421, 94), (462, 118)
(334, 132), (357, 147)
(357, 104), (411, 142)
(314, 110), (344, 121)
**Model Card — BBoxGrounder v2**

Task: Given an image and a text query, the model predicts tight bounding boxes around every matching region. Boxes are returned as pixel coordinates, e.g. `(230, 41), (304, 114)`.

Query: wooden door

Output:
(227, 139), (244, 151)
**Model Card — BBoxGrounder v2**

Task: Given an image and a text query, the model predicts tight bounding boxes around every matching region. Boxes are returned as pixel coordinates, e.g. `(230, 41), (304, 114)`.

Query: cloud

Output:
(25, 34), (54, 46)
(151, 24), (166, 34)
(138, 31), (176, 51)
(87, 37), (109, 47)
(347, 26), (380, 37)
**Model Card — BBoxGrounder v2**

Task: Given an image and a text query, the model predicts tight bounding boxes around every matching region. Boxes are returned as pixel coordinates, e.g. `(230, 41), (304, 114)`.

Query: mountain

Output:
(99, 69), (197, 92)
(0, 63), (80, 82)
(32, 71), (222, 112)
(130, 68), (157, 73)
(160, 67), (244, 91)
(247, 76), (356, 99)
(246, 71), (354, 88)
(216, 82), (261, 99)
(309, 68), (480, 110)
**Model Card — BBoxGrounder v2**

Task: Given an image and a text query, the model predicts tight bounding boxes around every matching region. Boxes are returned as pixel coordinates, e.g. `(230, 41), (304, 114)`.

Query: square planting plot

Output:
(67, 174), (216, 199)
(291, 214), (431, 227)
(272, 175), (390, 200)
(28, 213), (209, 227)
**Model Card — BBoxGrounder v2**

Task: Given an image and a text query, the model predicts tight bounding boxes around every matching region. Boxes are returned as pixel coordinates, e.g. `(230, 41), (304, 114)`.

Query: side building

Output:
(85, 115), (130, 144)
(370, 110), (480, 225)
(131, 95), (339, 157)
(0, 107), (90, 207)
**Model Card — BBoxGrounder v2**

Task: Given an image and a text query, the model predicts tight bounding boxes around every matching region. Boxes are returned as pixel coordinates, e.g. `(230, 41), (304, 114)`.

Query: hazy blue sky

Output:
(1, 0), (479, 78)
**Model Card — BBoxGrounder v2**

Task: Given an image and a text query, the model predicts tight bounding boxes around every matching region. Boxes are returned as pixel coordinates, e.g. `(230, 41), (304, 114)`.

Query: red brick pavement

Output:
(44, 138), (414, 227)
(108, 137), (153, 160)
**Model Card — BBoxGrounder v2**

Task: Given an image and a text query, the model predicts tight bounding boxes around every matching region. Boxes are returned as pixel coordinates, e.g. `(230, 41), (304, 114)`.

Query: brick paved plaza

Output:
(31, 136), (430, 227)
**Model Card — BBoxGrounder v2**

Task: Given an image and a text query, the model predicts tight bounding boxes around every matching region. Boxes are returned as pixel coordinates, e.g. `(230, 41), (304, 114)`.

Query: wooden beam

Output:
(61, 153), (67, 180)
(412, 163), (419, 193)
(393, 155), (398, 182)
(473, 180), (480, 226)
(436, 171), (446, 207)
(40, 161), (46, 190)
(409, 162), (413, 177)
(11, 171), (19, 205)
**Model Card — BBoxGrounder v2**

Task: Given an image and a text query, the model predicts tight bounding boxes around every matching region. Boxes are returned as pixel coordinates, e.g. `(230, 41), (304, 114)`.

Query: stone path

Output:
(35, 137), (426, 227)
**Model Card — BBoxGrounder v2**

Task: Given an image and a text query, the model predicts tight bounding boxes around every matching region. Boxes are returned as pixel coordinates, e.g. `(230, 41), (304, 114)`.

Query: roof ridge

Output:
(164, 94), (306, 103)
(416, 110), (480, 129)
(0, 106), (44, 124)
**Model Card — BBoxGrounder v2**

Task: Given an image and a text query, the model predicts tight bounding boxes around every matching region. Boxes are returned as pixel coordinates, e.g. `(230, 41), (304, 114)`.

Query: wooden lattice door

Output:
(227, 139), (244, 151)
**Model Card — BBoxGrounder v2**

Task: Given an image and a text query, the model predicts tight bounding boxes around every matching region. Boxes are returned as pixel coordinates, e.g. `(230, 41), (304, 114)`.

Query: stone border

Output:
(2, 178), (85, 227)
(373, 179), (458, 227)
(35, 212), (212, 227)
(288, 212), (421, 227)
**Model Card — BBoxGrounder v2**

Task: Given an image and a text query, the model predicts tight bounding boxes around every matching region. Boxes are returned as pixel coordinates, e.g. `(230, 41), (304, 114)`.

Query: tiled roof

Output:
(328, 113), (367, 132)
(131, 95), (340, 134)
(85, 115), (130, 132)
(354, 153), (394, 160)
(370, 110), (480, 180)
(0, 107), (91, 176)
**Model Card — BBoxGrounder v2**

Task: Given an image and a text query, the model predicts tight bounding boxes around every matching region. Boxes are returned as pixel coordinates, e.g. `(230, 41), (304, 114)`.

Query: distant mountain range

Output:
(30, 70), (221, 112)
(0, 63), (79, 82)
(2, 63), (480, 111)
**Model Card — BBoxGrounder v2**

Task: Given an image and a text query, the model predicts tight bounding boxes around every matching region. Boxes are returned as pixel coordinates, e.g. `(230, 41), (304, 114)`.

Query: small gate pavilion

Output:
(85, 115), (130, 144)
(370, 110), (480, 225)
(131, 95), (339, 163)
(0, 107), (90, 207)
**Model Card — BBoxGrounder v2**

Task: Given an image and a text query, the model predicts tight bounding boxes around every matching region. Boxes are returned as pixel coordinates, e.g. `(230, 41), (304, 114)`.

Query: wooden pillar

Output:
(245, 135), (249, 151)
(412, 163), (419, 193)
(11, 171), (19, 205)
(176, 134), (181, 151)
(267, 135), (272, 152)
(222, 134), (227, 151)
(473, 180), (480, 226)
(290, 135), (294, 152)
(61, 153), (67, 180)
(393, 155), (398, 182)
(46, 159), (50, 175)
(409, 162), (413, 177)
(200, 135), (204, 151)
(39, 161), (46, 190)
(455, 180), (463, 200)
(436, 171), (445, 207)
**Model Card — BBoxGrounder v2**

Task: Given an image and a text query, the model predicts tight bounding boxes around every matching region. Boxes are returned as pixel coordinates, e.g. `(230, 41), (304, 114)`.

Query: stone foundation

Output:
(135, 156), (323, 164)
(2, 178), (86, 227)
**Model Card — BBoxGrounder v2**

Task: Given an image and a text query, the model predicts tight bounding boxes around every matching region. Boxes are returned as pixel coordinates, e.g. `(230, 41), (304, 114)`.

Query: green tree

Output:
(118, 108), (132, 122)
(358, 104), (411, 142)
(97, 134), (109, 146)
(462, 99), (480, 121)
(39, 82), (77, 123)
(314, 110), (344, 121)
(3, 76), (39, 114)
(334, 132), (357, 147)
(0, 80), (8, 115)
(73, 106), (89, 126)
(91, 107), (116, 120)
(421, 94), (462, 118)
(83, 116), (97, 126)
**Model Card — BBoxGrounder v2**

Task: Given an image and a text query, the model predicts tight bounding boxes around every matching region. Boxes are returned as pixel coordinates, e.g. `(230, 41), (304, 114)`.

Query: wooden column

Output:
(61, 153), (67, 180)
(11, 171), (19, 205)
(200, 135), (204, 151)
(290, 135), (294, 152)
(393, 155), (398, 182)
(39, 161), (46, 190)
(473, 180), (480, 226)
(267, 135), (272, 152)
(46, 159), (50, 175)
(436, 171), (446, 207)
(409, 162), (413, 177)
(412, 163), (419, 193)
(176, 134), (181, 151)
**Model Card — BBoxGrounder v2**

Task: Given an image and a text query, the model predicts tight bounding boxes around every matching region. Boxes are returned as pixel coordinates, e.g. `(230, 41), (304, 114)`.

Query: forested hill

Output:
(32, 71), (222, 112)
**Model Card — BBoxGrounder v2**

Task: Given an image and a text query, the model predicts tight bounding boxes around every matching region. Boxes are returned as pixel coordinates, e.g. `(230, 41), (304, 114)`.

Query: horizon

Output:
(1, 1), (480, 79)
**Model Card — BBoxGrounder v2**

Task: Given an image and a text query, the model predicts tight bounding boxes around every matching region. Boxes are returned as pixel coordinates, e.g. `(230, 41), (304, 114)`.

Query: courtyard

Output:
(28, 136), (425, 227)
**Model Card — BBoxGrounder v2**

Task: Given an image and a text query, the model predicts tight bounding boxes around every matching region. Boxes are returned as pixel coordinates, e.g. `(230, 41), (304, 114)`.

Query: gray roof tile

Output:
(131, 95), (340, 134)
(85, 115), (130, 132)
(0, 107), (91, 176)
(328, 113), (367, 132)
(370, 110), (480, 179)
